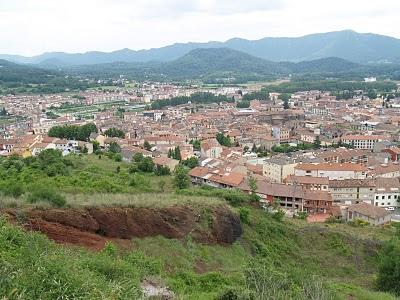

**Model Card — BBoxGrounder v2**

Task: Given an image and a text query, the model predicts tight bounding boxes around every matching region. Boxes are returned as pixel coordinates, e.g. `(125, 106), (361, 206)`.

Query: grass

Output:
(0, 203), (398, 299)
(290, 218), (396, 241)
(65, 193), (224, 209)
(0, 192), (226, 209)
(0, 153), (399, 299)
(332, 283), (398, 300)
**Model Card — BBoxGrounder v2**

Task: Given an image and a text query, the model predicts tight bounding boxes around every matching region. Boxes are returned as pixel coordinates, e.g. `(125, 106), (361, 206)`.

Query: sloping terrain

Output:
(2, 205), (242, 250)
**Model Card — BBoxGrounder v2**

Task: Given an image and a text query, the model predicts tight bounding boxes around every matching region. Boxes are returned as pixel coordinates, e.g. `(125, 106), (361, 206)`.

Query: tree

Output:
(151, 92), (234, 110)
(155, 165), (171, 176)
(377, 238), (400, 296)
(190, 139), (201, 151)
(216, 133), (232, 147)
(367, 89), (378, 99)
(173, 165), (190, 189)
(247, 175), (259, 202)
(174, 146), (182, 161)
(48, 123), (97, 141)
(168, 147), (182, 160)
(133, 153), (144, 163)
(313, 136), (321, 149)
(236, 101), (250, 108)
(137, 157), (154, 172)
(109, 142), (121, 154)
(144, 140), (152, 151)
(283, 99), (290, 110)
(168, 148), (174, 158)
(181, 156), (199, 169)
(92, 140), (100, 152)
(104, 127), (125, 138)
(279, 93), (291, 102)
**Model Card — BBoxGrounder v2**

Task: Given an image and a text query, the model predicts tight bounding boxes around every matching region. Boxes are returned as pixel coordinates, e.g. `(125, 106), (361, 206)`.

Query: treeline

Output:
(0, 60), (99, 95)
(48, 123), (97, 141)
(243, 80), (397, 101)
(264, 80), (397, 94)
(151, 92), (234, 109)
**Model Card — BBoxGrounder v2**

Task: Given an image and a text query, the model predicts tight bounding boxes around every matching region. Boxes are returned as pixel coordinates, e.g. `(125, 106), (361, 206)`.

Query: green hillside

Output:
(0, 152), (399, 299)
(0, 59), (98, 94)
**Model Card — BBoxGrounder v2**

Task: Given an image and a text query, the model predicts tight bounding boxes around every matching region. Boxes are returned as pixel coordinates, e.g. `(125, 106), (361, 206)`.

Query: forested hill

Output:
(0, 59), (97, 94)
(3, 30), (400, 65)
(69, 48), (367, 82)
(0, 59), (58, 84)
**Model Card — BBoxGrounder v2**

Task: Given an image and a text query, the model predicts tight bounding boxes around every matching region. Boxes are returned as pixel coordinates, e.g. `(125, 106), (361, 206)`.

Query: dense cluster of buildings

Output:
(1, 86), (400, 225)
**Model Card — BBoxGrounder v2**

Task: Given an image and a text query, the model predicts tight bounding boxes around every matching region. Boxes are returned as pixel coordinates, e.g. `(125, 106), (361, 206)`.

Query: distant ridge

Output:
(68, 48), (363, 81)
(1, 30), (400, 66)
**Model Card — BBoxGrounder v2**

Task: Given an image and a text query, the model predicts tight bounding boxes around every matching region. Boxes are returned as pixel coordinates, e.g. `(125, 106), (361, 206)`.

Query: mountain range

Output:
(2, 46), (398, 84)
(67, 48), (365, 82)
(2, 30), (400, 66)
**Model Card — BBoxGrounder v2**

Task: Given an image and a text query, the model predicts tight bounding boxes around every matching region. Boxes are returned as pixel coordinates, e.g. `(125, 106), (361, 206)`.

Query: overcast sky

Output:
(1, 0), (399, 56)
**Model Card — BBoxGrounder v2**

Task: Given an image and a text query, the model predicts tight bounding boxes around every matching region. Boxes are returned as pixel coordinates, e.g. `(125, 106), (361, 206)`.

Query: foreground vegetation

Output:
(0, 152), (399, 299)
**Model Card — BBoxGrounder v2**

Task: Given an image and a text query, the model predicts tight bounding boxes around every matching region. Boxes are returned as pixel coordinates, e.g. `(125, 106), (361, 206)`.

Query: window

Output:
(382, 196), (385, 200)
(375, 196), (379, 200)
(388, 195), (392, 199)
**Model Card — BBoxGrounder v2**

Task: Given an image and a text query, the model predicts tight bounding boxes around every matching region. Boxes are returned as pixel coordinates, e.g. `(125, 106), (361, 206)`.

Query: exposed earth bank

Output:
(2, 205), (242, 250)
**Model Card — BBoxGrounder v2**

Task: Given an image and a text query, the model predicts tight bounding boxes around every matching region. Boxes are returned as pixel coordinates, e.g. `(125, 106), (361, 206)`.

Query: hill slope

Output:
(70, 48), (363, 81)
(2, 30), (400, 65)
(0, 59), (58, 84)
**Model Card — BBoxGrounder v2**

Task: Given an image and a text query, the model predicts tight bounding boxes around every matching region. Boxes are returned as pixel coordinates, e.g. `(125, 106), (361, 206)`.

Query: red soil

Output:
(2, 205), (242, 250)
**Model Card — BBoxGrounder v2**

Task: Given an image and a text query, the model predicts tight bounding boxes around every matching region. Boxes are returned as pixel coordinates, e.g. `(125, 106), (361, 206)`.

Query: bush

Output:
(377, 238), (400, 296)
(295, 211), (308, 220)
(137, 157), (155, 173)
(349, 218), (370, 227)
(27, 185), (66, 207)
(239, 208), (251, 224)
(1, 181), (24, 198)
(271, 210), (285, 222)
(155, 165), (170, 176)
(173, 166), (191, 189)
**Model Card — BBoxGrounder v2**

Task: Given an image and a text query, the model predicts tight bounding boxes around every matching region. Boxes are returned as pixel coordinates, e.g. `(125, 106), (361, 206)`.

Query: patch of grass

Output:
(65, 193), (224, 209)
(331, 283), (398, 300)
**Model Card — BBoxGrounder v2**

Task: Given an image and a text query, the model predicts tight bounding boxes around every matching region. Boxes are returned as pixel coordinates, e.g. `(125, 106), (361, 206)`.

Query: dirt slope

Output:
(2, 205), (242, 250)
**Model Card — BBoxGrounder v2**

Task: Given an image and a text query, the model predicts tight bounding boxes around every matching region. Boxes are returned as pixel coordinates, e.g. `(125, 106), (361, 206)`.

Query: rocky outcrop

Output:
(2, 205), (242, 250)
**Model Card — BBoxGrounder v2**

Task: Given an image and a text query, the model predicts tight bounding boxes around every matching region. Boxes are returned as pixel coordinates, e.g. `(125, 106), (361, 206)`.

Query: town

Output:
(3, 0), (400, 297)
(1, 80), (400, 226)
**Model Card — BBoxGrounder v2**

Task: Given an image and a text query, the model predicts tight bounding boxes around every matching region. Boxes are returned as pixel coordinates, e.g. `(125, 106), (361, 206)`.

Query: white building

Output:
(341, 135), (387, 150)
(295, 163), (368, 180)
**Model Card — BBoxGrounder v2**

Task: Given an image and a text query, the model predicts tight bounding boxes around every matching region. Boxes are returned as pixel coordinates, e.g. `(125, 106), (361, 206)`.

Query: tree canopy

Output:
(48, 123), (97, 141)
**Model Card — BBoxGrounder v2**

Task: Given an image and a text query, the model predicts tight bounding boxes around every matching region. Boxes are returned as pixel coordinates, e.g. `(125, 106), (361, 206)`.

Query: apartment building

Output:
(341, 135), (387, 150)
(329, 179), (375, 205)
(295, 163), (368, 180)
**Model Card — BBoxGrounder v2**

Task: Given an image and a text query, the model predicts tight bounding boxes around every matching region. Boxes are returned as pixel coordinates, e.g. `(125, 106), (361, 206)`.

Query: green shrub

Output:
(27, 185), (66, 207)
(239, 208), (251, 224)
(377, 238), (400, 296)
(295, 211), (308, 220)
(155, 165), (171, 176)
(349, 218), (370, 227)
(1, 181), (24, 198)
(271, 210), (285, 222)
